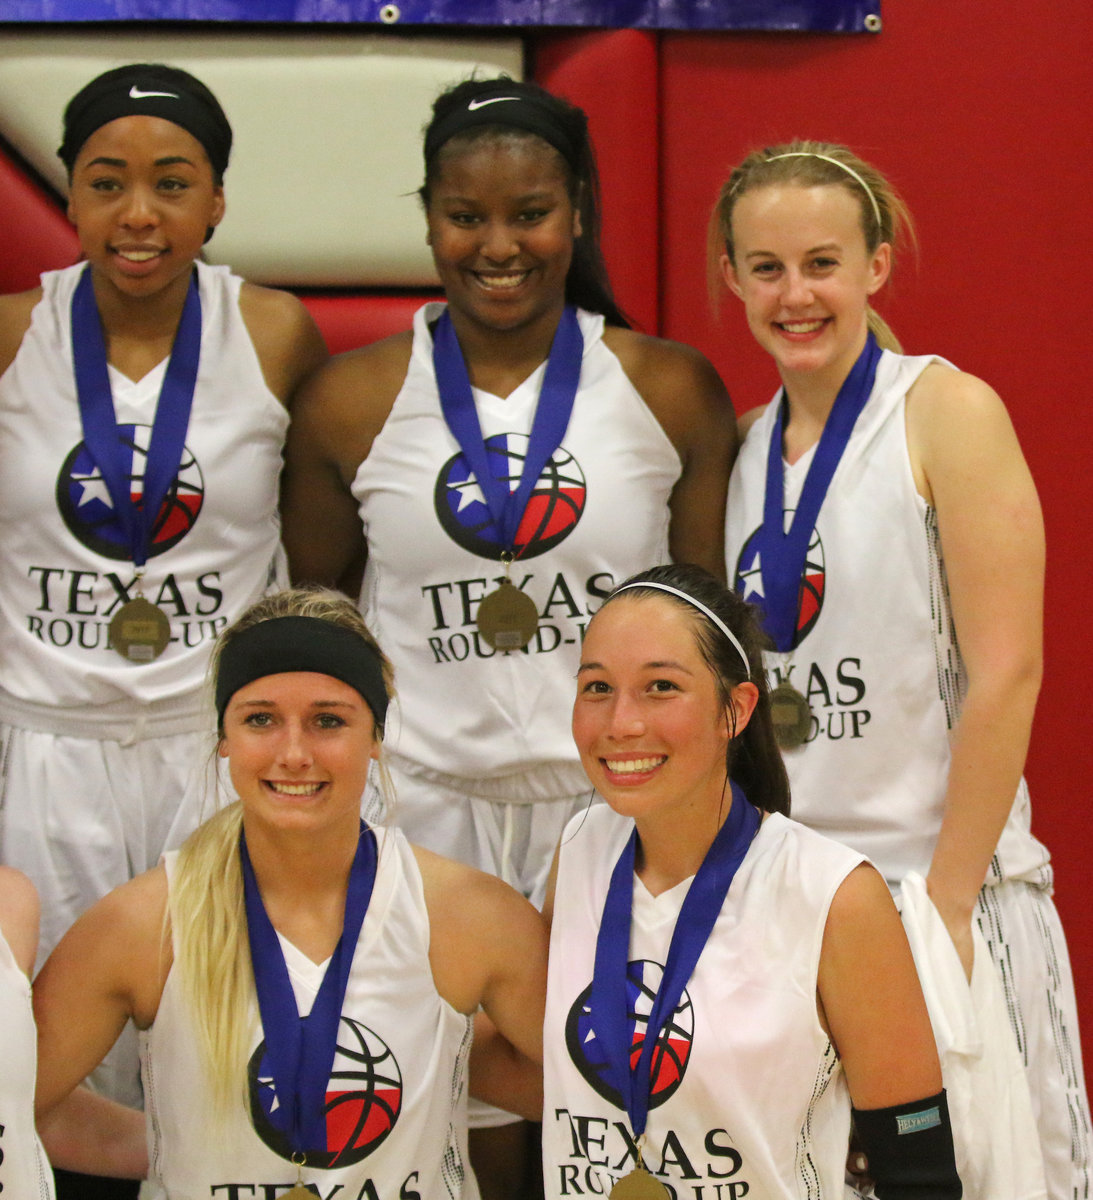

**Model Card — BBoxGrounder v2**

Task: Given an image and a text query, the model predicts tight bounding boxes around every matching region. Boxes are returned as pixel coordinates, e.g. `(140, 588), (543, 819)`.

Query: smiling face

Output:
(424, 133), (581, 339)
(67, 114), (225, 305)
(721, 183), (890, 389)
(219, 671), (379, 840)
(573, 596), (758, 834)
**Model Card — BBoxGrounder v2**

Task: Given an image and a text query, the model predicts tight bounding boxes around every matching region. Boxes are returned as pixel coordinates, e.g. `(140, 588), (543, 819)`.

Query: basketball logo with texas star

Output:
(56, 423), (204, 561)
(566, 961), (694, 1109)
(435, 433), (586, 561)
(733, 514), (826, 648)
(248, 1017), (403, 1167)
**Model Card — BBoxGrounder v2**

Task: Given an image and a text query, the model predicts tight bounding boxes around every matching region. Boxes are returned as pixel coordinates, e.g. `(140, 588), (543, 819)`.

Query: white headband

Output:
(765, 151), (883, 232)
(611, 581), (751, 679)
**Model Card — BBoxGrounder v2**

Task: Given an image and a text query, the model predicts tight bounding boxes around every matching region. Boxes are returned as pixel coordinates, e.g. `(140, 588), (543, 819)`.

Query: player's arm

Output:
(281, 336), (409, 590)
(818, 863), (941, 1108)
(415, 846), (547, 1119)
(34, 868), (169, 1118)
(0, 289), (39, 379)
(239, 282), (329, 407)
(606, 329), (738, 580)
(818, 864), (960, 1199)
(38, 1088), (147, 1180)
(907, 364), (1043, 977)
(0, 865), (39, 976)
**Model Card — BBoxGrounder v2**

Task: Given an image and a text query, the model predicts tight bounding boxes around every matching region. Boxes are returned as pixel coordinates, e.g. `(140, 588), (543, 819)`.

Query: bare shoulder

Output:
(83, 865), (170, 955)
(412, 842), (521, 920)
(307, 331), (415, 405)
(0, 866), (39, 976)
(906, 360), (1008, 426)
(42, 864), (170, 1023)
(602, 326), (735, 465)
(289, 331), (414, 476)
(0, 287), (42, 378)
(237, 281), (328, 405)
(410, 843), (543, 1013)
(818, 862), (906, 1016)
(96, 865), (172, 1025)
(905, 360), (1023, 459)
(905, 360), (1032, 504)
(737, 405), (765, 438)
(603, 326), (731, 408)
(826, 861), (899, 930)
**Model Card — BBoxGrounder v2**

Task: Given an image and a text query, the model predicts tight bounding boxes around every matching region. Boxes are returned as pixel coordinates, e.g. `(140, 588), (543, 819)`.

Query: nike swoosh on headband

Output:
(467, 96), (521, 110)
(128, 86), (180, 100)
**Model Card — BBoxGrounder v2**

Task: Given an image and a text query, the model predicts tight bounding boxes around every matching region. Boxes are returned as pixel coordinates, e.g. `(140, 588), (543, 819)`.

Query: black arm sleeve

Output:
(852, 1089), (962, 1200)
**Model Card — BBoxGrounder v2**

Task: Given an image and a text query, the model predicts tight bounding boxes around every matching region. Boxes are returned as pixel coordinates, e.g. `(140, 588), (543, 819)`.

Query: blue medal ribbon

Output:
(432, 305), (583, 553)
(241, 822), (378, 1155)
(588, 784), (761, 1138)
(70, 265), (202, 570)
(753, 332), (882, 651)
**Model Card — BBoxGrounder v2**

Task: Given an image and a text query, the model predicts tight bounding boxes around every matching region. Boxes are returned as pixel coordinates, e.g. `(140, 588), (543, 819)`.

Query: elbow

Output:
(969, 647), (1042, 715)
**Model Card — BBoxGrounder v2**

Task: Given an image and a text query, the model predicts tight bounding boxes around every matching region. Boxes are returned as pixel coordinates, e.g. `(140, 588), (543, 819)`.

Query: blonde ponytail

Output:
(170, 802), (255, 1119)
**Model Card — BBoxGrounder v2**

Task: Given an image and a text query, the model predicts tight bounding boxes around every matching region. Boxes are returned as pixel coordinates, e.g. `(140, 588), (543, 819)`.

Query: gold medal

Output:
(109, 595), (170, 663)
(769, 681), (812, 750)
(610, 1166), (670, 1200)
(282, 1155), (312, 1198)
(610, 1137), (669, 1200)
(476, 575), (539, 651)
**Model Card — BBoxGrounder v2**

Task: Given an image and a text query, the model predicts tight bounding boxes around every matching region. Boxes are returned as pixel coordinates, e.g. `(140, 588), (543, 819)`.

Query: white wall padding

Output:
(0, 30), (523, 286)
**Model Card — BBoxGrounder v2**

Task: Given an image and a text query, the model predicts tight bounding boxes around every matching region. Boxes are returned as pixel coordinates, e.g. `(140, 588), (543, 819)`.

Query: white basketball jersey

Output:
(0, 261), (287, 716)
(0, 928), (54, 1199)
(725, 351), (1050, 888)
(354, 304), (679, 796)
(543, 805), (864, 1200)
(143, 828), (477, 1200)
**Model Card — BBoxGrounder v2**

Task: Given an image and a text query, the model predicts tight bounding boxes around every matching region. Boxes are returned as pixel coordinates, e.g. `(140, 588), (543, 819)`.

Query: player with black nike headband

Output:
(282, 75), (737, 1199)
(33, 587), (547, 1200)
(0, 61), (326, 1196)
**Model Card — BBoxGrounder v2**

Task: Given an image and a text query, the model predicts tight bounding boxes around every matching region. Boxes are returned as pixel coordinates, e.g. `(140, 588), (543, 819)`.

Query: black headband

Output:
(424, 86), (582, 175)
(58, 64), (232, 179)
(215, 617), (389, 730)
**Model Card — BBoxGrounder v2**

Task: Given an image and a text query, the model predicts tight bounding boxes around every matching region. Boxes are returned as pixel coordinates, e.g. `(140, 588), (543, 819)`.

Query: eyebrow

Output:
(82, 154), (198, 170)
(743, 241), (842, 261)
(576, 659), (694, 675)
(235, 698), (359, 710)
(439, 188), (558, 204)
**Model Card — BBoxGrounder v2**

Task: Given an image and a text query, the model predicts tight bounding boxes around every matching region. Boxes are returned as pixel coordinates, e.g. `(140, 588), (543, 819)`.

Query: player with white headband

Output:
(717, 139), (1090, 1197)
(543, 563), (961, 1200)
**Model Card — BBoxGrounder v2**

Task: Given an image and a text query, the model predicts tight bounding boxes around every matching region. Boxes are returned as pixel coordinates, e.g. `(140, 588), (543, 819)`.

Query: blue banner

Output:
(0, 0), (879, 31)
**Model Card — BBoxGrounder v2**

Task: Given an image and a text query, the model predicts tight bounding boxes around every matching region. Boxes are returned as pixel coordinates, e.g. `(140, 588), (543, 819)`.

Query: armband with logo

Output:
(852, 1089), (962, 1199)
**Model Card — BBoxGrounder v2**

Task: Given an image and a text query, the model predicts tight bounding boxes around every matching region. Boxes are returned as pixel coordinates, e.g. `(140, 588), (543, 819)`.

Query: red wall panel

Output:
(536, 29), (660, 334)
(656, 0), (1093, 1080)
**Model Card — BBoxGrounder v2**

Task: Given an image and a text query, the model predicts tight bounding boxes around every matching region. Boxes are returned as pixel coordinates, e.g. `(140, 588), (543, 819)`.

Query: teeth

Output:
(781, 320), (824, 333)
(270, 782), (323, 796)
(605, 757), (665, 774)
(118, 249), (160, 262)
(475, 272), (528, 290)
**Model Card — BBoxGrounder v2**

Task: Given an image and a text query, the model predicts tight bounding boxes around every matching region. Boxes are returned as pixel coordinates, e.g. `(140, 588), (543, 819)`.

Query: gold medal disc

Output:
(109, 597), (171, 663)
(281, 1186), (314, 1200)
(769, 682), (812, 750)
(476, 578), (539, 651)
(610, 1167), (670, 1200)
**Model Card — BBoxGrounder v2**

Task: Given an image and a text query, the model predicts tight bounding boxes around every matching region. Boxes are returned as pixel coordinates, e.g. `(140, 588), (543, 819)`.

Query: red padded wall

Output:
(535, 30), (660, 335)
(655, 0), (1093, 1081)
(299, 293), (433, 355)
(0, 144), (78, 291)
